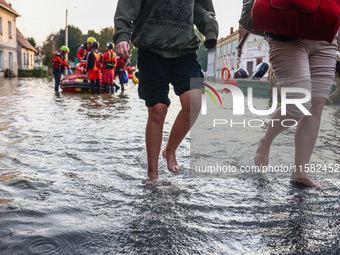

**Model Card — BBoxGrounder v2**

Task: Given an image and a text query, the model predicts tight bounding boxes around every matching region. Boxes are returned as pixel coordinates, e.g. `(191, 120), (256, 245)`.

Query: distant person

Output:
(113, 0), (218, 180)
(76, 37), (96, 64)
(86, 41), (103, 94)
(52, 46), (70, 92)
(102, 42), (117, 93)
(114, 55), (126, 92)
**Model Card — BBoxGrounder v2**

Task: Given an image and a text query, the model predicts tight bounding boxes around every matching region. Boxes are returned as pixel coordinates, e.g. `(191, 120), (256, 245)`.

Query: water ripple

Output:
(0, 78), (339, 254)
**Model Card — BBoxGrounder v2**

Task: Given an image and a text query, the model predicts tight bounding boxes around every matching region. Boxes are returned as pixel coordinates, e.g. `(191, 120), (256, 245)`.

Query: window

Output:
(9, 52), (13, 70)
(227, 43), (231, 56)
(8, 21), (12, 38)
(0, 17), (2, 35)
(232, 40), (238, 56)
(247, 61), (253, 76)
(256, 58), (263, 66)
(0, 51), (3, 70)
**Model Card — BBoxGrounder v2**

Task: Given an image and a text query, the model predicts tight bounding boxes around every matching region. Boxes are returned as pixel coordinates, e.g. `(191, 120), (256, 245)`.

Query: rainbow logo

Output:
(200, 83), (223, 106)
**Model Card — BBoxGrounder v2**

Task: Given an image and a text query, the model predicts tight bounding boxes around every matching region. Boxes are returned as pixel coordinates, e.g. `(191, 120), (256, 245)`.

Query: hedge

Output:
(18, 68), (49, 78)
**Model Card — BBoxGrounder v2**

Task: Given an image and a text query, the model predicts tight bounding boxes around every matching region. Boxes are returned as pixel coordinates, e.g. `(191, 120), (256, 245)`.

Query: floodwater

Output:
(0, 77), (339, 254)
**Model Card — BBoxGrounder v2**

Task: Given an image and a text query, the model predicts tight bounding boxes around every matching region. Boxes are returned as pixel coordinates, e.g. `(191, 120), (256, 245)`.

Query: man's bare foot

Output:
(291, 171), (327, 188)
(162, 148), (180, 173)
(147, 172), (158, 180)
(142, 178), (172, 186)
(290, 178), (327, 188)
(254, 138), (270, 168)
(142, 178), (158, 185)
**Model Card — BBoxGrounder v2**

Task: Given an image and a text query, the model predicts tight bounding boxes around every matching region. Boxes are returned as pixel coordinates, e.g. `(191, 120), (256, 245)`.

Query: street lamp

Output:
(65, 9), (68, 61)
(65, 7), (77, 61)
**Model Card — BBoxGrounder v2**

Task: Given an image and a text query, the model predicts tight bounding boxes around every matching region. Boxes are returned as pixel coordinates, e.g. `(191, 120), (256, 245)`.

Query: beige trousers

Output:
(269, 38), (337, 118)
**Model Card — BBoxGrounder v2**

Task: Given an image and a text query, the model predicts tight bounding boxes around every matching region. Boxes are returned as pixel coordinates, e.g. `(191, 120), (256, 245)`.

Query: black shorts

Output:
(137, 49), (204, 107)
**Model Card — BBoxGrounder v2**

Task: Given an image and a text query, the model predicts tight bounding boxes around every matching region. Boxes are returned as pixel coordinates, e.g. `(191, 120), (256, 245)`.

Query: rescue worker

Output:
(114, 55), (127, 92)
(52, 45), (70, 92)
(76, 36), (96, 64)
(86, 41), (103, 94)
(102, 42), (117, 93)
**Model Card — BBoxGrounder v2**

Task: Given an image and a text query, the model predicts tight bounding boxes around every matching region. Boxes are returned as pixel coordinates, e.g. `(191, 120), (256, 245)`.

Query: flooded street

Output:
(0, 77), (340, 254)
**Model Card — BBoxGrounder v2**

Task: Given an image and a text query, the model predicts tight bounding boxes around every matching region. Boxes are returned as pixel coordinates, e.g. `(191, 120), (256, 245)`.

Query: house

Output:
(206, 48), (216, 79)
(0, 0), (19, 77)
(237, 32), (270, 78)
(214, 27), (240, 79)
(17, 28), (37, 70)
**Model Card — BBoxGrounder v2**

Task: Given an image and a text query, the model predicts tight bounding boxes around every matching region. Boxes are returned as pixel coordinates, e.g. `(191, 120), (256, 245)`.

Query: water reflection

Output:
(0, 78), (339, 254)
(53, 92), (130, 120)
(253, 177), (340, 254)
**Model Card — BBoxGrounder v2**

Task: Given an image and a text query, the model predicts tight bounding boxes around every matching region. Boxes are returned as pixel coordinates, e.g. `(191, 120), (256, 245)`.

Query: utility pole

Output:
(65, 9), (68, 61)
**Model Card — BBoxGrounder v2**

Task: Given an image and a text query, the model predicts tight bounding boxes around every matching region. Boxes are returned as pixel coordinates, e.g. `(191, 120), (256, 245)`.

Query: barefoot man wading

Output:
(113, 0), (218, 180)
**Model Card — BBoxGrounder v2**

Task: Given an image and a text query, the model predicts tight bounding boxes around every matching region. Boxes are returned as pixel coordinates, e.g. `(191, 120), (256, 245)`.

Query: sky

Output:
(10, 0), (242, 45)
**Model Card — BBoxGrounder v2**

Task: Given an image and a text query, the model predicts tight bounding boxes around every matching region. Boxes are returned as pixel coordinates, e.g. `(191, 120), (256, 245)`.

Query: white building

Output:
(215, 28), (239, 79)
(0, 0), (19, 77)
(206, 48), (216, 78)
(238, 32), (270, 78)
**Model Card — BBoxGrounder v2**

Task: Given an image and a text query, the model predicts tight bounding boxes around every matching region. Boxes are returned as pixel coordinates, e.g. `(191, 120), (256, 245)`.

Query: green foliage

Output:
(43, 51), (53, 69)
(195, 28), (208, 71)
(197, 45), (208, 71)
(130, 45), (138, 67)
(43, 26), (115, 63)
(92, 27), (115, 52)
(42, 25), (140, 69)
(56, 25), (83, 61)
(42, 25), (209, 71)
(18, 68), (48, 78)
(27, 37), (36, 48)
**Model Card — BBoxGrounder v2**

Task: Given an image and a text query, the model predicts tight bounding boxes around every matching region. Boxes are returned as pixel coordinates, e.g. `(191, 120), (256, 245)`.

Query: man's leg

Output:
(119, 70), (125, 92)
(162, 89), (202, 173)
(146, 103), (168, 179)
(90, 80), (95, 94)
(53, 70), (61, 92)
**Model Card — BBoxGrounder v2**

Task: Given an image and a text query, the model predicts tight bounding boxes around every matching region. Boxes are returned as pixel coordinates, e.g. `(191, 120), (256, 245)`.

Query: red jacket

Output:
(116, 56), (125, 69)
(77, 43), (91, 62)
(52, 52), (69, 71)
(102, 50), (117, 69)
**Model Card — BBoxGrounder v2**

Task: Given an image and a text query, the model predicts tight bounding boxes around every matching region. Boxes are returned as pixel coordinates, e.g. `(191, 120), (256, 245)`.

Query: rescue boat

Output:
(60, 62), (106, 93)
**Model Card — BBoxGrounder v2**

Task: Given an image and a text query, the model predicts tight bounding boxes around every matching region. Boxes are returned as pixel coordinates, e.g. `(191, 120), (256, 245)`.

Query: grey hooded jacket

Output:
(113, 0), (218, 58)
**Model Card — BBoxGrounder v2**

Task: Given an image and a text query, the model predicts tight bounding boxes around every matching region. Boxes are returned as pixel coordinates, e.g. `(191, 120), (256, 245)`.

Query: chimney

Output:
(230, 27), (234, 35)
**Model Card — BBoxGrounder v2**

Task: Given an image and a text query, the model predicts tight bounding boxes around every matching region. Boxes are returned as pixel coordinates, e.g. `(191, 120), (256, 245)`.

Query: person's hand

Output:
(115, 41), (130, 59)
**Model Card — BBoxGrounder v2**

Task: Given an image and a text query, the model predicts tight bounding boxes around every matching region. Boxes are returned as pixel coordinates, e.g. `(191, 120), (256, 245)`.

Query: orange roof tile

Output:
(0, 0), (20, 16)
(17, 28), (37, 53)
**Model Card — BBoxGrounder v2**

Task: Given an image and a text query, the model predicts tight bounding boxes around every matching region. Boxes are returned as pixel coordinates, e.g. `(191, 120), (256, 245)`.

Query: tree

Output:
(130, 45), (138, 67)
(57, 25), (83, 61)
(95, 27), (115, 52)
(42, 33), (57, 68)
(27, 37), (36, 48)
